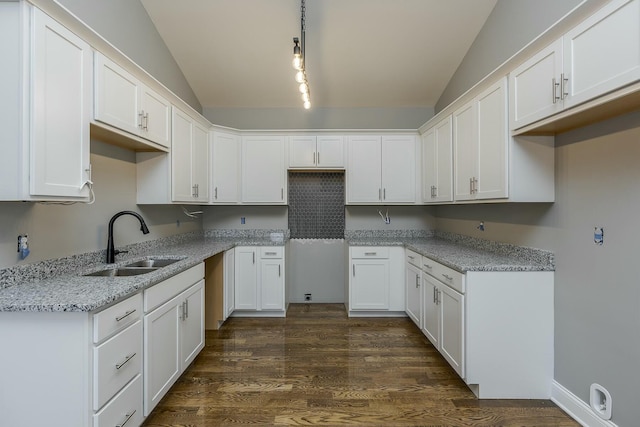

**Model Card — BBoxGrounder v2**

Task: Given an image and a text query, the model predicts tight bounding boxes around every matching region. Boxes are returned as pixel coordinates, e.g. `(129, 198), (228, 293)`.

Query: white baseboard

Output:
(551, 381), (618, 427)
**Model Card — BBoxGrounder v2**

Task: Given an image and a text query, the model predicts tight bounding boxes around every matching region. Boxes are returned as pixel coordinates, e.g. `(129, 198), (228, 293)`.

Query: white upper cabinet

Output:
(0, 3), (91, 201)
(562, 0), (640, 109)
(422, 116), (453, 203)
(347, 135), (417, 204)
(509, 40), (564, 130)
(289, 135), (345, 168)
(510, 0), (640, 130)
(171, 108), (209, 203)
(211, 131), (241, 204)
(95, 53), (171, 149)
(454, 78), (508, 201)
(241, 136), (286, 204)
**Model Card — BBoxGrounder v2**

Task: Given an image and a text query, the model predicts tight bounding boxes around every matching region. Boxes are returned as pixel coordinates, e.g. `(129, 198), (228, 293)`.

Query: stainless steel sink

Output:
(84, 267), (158, 277)
(124, 258), (182, 268)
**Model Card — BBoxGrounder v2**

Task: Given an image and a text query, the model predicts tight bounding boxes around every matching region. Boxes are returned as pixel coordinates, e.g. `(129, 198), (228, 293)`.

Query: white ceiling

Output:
(140, 0), (497, 110)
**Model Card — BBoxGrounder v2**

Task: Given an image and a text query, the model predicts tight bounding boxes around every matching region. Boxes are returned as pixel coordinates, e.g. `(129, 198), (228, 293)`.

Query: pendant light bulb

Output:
(295, 70), (305, 83)
(299, 82), (309, 94)
(303, 100), (311, 109)
(292, 37), (302, 70)
(302, 92), (310, 103)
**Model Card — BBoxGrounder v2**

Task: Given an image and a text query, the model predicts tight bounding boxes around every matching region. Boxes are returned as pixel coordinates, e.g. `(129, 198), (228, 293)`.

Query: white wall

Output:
(0, 141), (201, 269)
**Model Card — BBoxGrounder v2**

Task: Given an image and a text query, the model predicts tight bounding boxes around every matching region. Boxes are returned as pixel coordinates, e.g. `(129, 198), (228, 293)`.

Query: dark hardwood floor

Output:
(143, 303), (578, 426)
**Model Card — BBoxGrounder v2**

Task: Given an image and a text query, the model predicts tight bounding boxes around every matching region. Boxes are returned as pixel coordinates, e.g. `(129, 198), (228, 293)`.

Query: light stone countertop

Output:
(347, 237), (553, 273)
(0, 230), (553, 313)
(0, 237), (282, 313)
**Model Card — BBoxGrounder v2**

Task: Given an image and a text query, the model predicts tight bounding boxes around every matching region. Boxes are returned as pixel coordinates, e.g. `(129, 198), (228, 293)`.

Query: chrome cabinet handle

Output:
(214, 187), (218, 199)
(423, 263), (432, 269)
(265, 252), (277, 256)
(115, 309), (136, 322)
(552, 78), (560, 104)
(442, 273), (453, 281)
(378, 188), (382, 200)
(408, 255), (415, 260)
(364, 252), (377, 256)
(185, 300), (189, 319)
(116, 410), (136, 427)
(433, 286), (436, 303)
(313, 152), (316, 165)
(143, 112), (149, 130)
(281, 188), (284, 200)
(138, 111), (145, 128)
(415, 275), (419, 288)
(253, 252), (255, 264)
(561, 73), (569, 99)
(352, 264), (355, 276)
(115, 353), (136, 370)
(317, 151), (320, 164)
(278, 264), (281, 277)
(383, 188), (386, 200)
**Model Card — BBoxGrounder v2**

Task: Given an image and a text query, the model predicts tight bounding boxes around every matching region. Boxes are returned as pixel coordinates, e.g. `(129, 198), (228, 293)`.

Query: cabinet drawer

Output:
(421, 256), (465, 294)
(93, 374), (143, 427)
(93, 293), (142, 344)
(94, 320), (142, 411)
(260, 247), (283, 258)
(405, 249), (421, 267)
(351, 247), (390, 259)
(144, 263), (204, 313)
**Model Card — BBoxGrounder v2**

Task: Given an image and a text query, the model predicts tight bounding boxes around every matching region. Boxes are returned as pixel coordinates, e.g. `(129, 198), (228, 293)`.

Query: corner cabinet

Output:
(233, 246), (285, 316)
(348, 246), (405, 316)
(94, 53), (171, 149)
(347, 135), (418, 204)
(241, 136), (286, 204)
(211, 131), (241, 204)
(0, 3), (91, 201)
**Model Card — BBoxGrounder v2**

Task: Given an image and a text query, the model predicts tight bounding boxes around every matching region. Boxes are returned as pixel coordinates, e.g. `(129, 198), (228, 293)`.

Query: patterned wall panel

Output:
(288, 172), (345, 238)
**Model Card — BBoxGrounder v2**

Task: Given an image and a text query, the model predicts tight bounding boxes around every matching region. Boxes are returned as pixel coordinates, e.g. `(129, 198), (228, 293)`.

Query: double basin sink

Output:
(84, 257), (183, 277)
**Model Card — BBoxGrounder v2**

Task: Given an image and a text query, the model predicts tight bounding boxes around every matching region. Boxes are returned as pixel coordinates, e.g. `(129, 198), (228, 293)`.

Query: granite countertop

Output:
(346, 233), (554, 273)
(0, 236), (283, 313)
(0, 229), (553, 314)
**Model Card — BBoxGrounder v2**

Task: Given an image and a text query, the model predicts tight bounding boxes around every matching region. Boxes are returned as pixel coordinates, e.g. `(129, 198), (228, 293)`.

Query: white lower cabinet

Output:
(348, 246), (404, 315)
(405, 250), (422, 328)
(422, 271), (465, 378)
(0, 292), (144, 427)
(143, 263), (205, 416)
(233, 246), (285, 316)
(419, 254), (554, 398)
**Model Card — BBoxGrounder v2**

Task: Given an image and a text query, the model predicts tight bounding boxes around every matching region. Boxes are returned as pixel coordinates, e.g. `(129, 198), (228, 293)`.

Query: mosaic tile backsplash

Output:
(288, 172), (345, 238)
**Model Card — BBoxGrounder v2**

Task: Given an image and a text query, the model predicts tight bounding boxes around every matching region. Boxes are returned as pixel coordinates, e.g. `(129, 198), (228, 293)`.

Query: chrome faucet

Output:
(106, 211), (150, 263)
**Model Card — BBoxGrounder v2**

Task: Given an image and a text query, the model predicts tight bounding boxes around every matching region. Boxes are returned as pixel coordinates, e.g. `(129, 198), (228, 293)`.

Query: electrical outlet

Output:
(304, 293), (312, 301)
(241, 217), (246, 225)
(590, 383), (612, 420)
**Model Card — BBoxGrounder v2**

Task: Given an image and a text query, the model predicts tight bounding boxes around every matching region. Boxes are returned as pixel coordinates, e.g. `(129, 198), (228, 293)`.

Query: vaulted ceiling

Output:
(140, 0), (497, 109)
